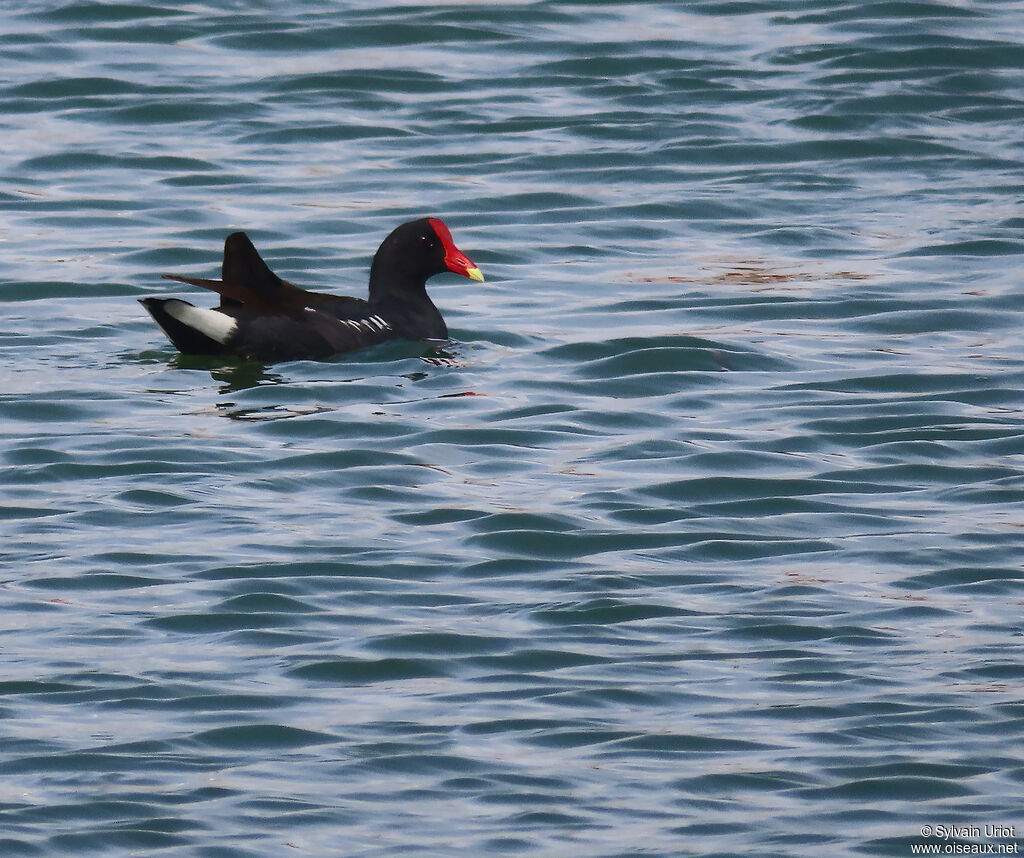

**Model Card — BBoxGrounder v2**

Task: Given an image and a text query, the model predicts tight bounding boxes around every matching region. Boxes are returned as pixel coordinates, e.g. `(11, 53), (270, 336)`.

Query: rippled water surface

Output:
(4, 2), (1024, 855)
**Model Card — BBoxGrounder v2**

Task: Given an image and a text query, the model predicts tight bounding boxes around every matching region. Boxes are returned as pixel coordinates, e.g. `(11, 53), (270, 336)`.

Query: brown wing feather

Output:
(159, 273), (310, 314)
(160, 232), (311, 314)
(160, 274), (266, 309)
(222, 232), (285, 299)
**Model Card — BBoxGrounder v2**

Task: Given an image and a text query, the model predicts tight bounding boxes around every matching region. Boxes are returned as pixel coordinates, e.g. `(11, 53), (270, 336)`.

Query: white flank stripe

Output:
(165, 301), (237, 344)
(340, 316), (390, 334)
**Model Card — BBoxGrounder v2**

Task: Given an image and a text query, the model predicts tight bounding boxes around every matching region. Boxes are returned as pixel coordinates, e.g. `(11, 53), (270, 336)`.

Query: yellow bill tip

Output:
(465, 266), (485, 283)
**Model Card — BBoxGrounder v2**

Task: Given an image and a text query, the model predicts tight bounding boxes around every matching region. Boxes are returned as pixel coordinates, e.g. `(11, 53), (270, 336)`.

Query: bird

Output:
(139, 218), (484, 363)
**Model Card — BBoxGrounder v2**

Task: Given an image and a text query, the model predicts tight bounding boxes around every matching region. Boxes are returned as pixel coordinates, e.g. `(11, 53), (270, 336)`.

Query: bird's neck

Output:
(369, 271), (445, 339)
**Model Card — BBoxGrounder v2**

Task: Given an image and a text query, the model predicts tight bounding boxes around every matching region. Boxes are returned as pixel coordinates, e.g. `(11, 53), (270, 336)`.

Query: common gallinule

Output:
(140, 218), (483, 362)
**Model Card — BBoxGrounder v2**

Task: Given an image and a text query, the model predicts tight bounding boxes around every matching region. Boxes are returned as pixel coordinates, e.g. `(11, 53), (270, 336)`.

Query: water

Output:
(3, 2), (1024, 855)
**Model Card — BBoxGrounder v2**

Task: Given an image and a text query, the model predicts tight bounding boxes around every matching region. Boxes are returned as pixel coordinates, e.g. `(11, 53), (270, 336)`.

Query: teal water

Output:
(3, 2), (1024, 856)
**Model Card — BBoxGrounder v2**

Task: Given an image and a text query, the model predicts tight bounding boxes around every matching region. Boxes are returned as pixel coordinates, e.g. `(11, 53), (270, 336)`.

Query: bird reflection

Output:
(169, 353), (284, 393)
(159, 340), (468, 421)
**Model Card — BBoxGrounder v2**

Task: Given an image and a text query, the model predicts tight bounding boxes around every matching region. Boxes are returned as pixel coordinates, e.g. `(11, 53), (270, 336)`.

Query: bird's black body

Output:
(140, 218), (483, 363)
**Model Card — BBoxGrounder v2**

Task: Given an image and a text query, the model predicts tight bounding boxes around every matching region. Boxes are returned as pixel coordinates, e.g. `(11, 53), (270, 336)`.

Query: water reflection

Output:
(210, 362), (284, 394)
(145, 339), (474, 420)
(166, 340), (465, 393)
(168, 353), (283, 392)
